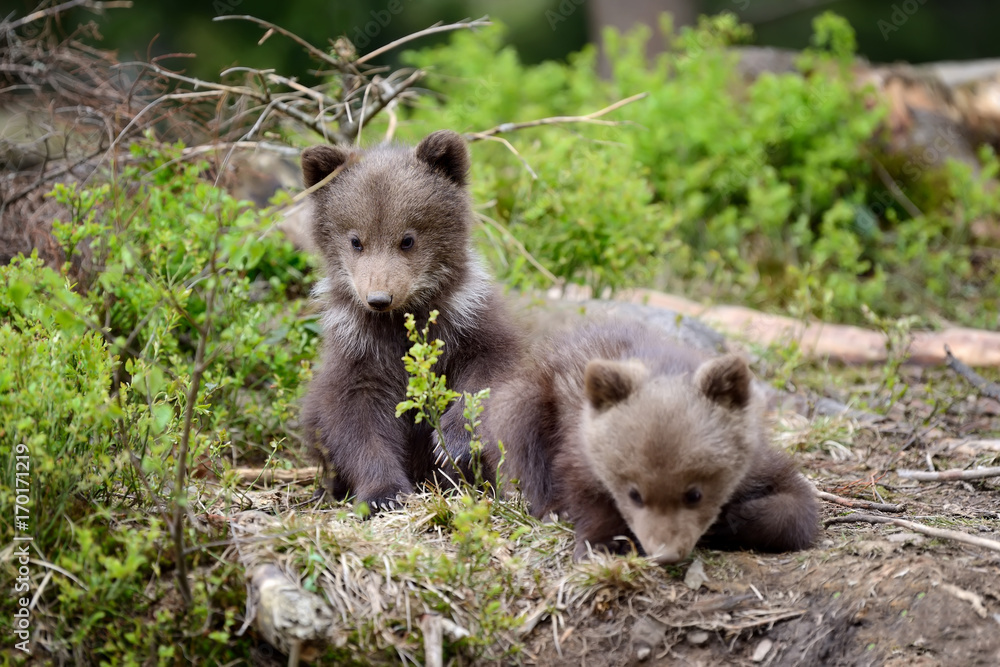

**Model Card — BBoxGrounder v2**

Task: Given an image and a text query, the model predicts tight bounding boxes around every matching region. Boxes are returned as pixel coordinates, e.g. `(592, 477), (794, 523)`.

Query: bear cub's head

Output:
(301, 130), (472, 314)
(581, 354), (758, 564)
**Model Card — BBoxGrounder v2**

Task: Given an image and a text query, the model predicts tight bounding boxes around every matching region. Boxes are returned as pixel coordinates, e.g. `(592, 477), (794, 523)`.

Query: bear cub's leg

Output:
(702, 447), (818, 552)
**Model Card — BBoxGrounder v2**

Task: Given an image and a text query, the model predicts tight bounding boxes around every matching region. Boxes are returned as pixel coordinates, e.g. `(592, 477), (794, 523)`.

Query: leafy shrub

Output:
(0, 142), (318, 661)
(400, 12), (999, 327)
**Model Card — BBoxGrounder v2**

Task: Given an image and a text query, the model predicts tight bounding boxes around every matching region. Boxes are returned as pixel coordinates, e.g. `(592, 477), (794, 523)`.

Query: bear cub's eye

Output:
(400, 235), (415, 251)
(350, 237), (363, 252)
(627, 488), (644, 507)
(683, 487), (702, 506)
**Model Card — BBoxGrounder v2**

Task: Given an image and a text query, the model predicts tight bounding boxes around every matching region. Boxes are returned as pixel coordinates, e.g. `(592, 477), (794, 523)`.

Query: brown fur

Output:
(300, 131), (521, 510)
(482, 320), (818, 563)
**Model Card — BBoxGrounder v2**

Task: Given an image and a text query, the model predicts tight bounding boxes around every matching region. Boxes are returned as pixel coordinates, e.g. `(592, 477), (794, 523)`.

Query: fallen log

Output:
(626, 290), (1000, 367)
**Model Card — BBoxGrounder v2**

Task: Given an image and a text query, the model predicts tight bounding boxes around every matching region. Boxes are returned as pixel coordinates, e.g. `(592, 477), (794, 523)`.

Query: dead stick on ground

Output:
(815, 489), (905, 513)
(824, 513), (1000, 553)
(421, 614), (444, 667)
(897, 467), (1000, 482)
(945, 344), (1000, 399)
(233, 467), (319, 484)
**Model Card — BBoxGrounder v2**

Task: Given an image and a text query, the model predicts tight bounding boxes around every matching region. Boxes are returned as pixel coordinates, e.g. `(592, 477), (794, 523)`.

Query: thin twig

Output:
(339, 69), (423, 142)
(475, 211), (559, 285)
(897, 467), (1000, 482)
(4, 0), (132, 31)
(467, 92), (648, 141)
(824, 513), (1000, 553)
(465, 133), (537, 179)
(945, 344), (1000, 400)
(171, 244), (220, 609)
(355, 16), (492, 66)
(815, 490), (905, 513)
(178, 141), (303, 159)
(865, 148), (923, 218)
(214, 15), (354, 74)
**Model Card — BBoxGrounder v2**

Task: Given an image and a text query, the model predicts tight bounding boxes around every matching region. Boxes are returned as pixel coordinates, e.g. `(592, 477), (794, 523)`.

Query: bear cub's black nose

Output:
(367, 292), (392, 311)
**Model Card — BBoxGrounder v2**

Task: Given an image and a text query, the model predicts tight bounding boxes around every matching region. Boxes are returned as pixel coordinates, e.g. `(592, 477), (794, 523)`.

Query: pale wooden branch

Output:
(355, 16), (492, 65)
(945, 344), (1000, 399)
(824, 513), (1000, 553)
(466, 92), (648, 141)
(247, 564), (336, 662)
(179, 141), (303, 159)
(338, 69), (423, 142)
(897, 467), (1000, 482)
(815, 490), (905, 513)
(233, 467), (319, 485)
(262, 71), (342, 110)
(420, 614), (444, 667)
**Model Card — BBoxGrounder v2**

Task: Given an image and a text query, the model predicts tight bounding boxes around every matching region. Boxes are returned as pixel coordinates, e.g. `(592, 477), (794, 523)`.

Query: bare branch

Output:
(815, 490), (905, 513)
(475, 211), (559, 285)
(355, 16), (492, 65)
(5, 0), (132, 32)
(232, 467), (319, 485)
(897, 467), (1000, 482)
(945, 344), (1000, 399)
(214, 15), (355, 75)
(467, 92), (649, 141)
(338, 69), (423, 143)
(824, 513), (1000, 553)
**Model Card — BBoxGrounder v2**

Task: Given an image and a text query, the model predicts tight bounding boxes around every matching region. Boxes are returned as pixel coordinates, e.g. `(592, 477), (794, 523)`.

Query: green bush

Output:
(399, 12), (999, 327)
(0, 143), (318, 662)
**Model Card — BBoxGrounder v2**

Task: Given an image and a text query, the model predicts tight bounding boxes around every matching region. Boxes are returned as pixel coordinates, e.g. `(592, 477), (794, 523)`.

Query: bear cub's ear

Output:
(415, 130), (470, 186)
(584, 359), (647, 412)
(301, 145), (353, 189)
(694, 354), (752, 410)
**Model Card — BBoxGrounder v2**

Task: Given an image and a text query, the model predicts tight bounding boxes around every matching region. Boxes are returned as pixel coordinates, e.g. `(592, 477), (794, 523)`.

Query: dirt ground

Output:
(234, 304), (999, 667)
(518, 365), (1000, 667)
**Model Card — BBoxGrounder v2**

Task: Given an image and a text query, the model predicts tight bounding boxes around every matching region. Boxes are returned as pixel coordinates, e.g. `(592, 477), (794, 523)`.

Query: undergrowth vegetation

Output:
(399, 13), (1000, 328)
(1, 9), (998, 664)
(1, 144), (317, 661)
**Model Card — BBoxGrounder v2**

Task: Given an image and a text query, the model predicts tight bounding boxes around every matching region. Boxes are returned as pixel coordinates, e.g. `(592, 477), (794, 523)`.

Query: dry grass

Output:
(213, 480), (819, 664)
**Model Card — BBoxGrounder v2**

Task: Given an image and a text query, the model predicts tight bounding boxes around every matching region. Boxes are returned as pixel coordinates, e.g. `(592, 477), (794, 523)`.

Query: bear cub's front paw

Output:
(356, 481), (412, 516)
(573, 536), (637, 562)
(432, 433), (476, 484)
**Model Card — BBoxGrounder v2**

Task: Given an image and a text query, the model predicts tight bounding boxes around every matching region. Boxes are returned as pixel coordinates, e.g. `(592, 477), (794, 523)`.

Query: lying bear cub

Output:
(480, 320), (818, 563)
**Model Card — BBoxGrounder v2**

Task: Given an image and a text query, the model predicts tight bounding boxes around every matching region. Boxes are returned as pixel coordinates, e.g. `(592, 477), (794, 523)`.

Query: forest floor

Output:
(236, 301), (1000, 667)
(519, 364), (1000, 667)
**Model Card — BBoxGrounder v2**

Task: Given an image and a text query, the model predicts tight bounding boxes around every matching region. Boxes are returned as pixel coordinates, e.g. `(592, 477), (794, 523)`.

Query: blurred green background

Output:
(9, 0), (999, 80)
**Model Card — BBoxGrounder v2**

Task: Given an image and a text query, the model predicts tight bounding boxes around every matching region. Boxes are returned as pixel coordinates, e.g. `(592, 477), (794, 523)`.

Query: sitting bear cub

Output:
(481, 320), (818, 563)
(300, 131), (521, 511)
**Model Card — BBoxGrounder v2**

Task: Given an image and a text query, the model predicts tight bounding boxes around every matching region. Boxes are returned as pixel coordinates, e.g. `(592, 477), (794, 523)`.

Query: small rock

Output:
(687, 630), (710, 646)
(684, 558), (709, 590)
(752, 638), (773, 662)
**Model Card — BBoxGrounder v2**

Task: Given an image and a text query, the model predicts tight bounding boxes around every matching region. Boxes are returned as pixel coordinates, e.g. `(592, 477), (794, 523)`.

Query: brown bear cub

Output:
(482, 320), (818, 563)
(300, 131), (521, 511)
